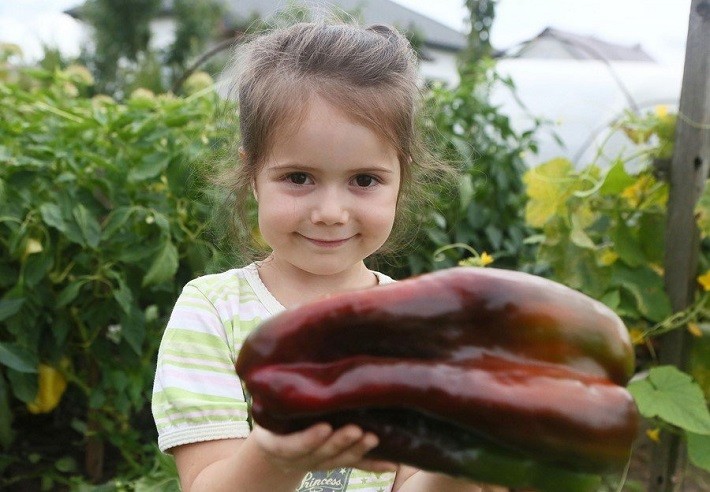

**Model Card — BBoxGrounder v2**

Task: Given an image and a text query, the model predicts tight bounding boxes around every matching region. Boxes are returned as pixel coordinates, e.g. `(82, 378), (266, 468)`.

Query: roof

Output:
(227, 0), (466, 51)
(506, 27), (656, 62)
(66, 0), (467, 52)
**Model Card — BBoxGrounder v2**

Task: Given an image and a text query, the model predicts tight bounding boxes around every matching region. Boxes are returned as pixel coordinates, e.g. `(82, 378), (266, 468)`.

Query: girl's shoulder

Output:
(181, 263), (284, 316)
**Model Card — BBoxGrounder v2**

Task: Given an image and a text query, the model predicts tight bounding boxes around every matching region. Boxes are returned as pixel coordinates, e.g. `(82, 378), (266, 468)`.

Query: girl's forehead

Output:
(250, 85), (406, 175)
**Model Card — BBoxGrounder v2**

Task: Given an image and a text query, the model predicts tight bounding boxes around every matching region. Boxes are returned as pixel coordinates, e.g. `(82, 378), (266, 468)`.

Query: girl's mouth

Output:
(302, 235), (354, 248)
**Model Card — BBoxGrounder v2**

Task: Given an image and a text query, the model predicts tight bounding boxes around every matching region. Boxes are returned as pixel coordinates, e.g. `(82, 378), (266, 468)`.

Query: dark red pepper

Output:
(236, 267), (639, 490)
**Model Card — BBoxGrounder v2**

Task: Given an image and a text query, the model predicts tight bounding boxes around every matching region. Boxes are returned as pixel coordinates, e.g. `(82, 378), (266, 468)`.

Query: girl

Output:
(152, 22), (498, 492)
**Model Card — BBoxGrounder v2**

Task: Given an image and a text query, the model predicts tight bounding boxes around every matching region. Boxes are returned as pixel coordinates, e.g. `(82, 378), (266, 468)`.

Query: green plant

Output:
(398, 60), (540, 277)
(523, 108), (710, 479)
(0, 61), (234, 487)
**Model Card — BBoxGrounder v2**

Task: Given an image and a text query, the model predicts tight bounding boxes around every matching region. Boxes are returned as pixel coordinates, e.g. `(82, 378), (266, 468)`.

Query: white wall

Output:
(419, 48), (460, 87)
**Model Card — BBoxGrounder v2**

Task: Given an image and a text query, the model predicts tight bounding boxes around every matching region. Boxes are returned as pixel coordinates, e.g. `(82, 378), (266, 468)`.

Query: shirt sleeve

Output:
(151, 282), (251, 452)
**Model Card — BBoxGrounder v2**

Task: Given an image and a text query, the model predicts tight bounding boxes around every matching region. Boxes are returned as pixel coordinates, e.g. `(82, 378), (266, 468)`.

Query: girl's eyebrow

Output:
(265, 163), (396, 174)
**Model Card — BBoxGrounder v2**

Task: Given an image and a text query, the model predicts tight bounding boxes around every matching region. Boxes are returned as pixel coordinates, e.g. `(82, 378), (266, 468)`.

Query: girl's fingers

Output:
(253, 423), (333, 460)
(254, 423), (387, 472)
(313, 428), (380, 469)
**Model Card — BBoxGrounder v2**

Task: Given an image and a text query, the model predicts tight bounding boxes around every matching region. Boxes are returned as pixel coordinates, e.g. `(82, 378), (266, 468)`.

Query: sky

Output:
(0, 0), (692, 65)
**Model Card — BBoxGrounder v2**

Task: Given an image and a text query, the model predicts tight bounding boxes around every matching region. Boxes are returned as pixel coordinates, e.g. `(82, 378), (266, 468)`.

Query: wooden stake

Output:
(652, 1), (710, 490)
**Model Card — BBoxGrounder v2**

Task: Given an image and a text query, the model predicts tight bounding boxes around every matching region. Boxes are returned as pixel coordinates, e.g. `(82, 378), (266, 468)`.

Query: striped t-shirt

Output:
(152, 262), (397, 492)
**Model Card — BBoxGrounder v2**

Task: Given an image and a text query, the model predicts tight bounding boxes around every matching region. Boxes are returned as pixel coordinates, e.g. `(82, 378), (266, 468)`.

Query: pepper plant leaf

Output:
(73, 204), (101, 249)
(127, 153), (170, 182)
(599, 159), (636, 196)
(0, 298), (24, 321)
(0, 342), (38, 373)
(523, 158), (574, 228)
(628, 366), (710, 435)
(688, 432), (710, 472)
(610, 265), (671, 322)
(611, 219), (644, 267)
(142, 240), (178, 287)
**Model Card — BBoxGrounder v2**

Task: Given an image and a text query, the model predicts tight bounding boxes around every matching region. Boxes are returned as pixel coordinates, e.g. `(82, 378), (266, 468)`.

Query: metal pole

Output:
(651, 1), (710, 490)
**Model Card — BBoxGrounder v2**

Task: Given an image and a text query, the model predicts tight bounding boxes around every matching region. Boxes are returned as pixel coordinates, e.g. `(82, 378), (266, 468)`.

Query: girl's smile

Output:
(300, 234), (357, 248)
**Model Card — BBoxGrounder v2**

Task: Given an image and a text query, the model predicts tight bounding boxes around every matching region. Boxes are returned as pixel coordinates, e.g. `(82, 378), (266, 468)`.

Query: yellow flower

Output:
(479, 252), (494, 266)
(621, 176), (650, 208)
(698, 270), (710, 291)
(598, 249), (618, 266)
(458, 252), (494, 267)
(687, 322), (703, 337)
(646, 427), (661, 443)
(655, 105), (668, 118)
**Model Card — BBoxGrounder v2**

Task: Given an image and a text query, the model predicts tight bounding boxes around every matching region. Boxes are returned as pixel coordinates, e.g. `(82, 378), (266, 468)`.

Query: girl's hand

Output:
(251, 422), (397, 474)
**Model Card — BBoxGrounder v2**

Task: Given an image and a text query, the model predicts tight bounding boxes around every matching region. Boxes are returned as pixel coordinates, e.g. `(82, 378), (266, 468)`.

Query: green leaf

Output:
(142, 241), (178, 287)
(42, 202), (85, 246)
(55, 456), (77, 473)
(484, 225), (502, 250)
(6, 369), (38, 403)
(113, 276), (134, 314)
(611, 219), (644, 267)
(73, 204), (101, 249)
(638, 213), (665, 264)
(628, 366), (710, 434)
(153, 212), (171, 237)
(688, 432), (710, 472)
(121, 305), (146, 356)
(56, 281), (85, 308)
(600, 289), (621, 310)
(23, 252), (53, 287)
(570, 214), (595, 249)
(102, 206), (134, 240)
(610, 265), (671, 322)
(599, 159), (635, 196)
(523, 158), (574, 228)
(0, 342), (37, 373)
(39, 203), (66, 232)
(128, 153), (170, 182)
(0, 298), (24, 321)
(458, 174), (474, 211)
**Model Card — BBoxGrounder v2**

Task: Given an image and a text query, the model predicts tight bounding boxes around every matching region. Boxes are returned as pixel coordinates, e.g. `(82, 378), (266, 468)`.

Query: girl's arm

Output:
(173, 423), (396, 492)
(393, 464), (508, 492)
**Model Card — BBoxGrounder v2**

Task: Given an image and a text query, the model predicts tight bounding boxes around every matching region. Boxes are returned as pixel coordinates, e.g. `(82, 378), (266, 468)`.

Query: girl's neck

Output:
(255, 256), (377, 309)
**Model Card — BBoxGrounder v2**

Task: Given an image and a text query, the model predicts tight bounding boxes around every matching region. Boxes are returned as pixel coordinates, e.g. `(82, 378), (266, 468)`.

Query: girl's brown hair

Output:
(217, 21), (451, 265)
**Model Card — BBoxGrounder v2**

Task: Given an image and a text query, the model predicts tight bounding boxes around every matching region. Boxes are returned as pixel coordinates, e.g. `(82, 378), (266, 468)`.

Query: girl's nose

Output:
(310, 189), (349, 225)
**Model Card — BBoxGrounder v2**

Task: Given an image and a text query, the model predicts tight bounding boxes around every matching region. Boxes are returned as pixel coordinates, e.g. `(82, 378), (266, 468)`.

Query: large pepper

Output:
(236, 267), (639, 491)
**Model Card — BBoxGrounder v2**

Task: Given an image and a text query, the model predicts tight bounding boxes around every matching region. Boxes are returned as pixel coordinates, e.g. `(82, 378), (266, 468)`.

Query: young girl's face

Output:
(253, 96), (401, 278)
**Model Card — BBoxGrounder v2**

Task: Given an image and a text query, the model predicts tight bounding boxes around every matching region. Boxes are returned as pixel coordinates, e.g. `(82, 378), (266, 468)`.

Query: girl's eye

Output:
(353, 174), (377, 187)
(286, 172), (311, 185)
